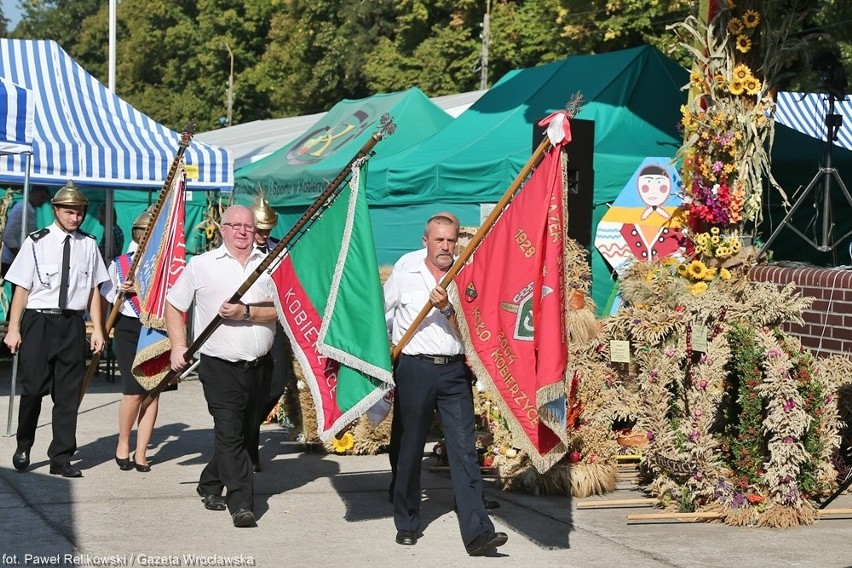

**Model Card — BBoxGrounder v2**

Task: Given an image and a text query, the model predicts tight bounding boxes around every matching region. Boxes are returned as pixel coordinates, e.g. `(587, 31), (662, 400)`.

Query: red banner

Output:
(455, 113), (570, 471)
(271, 256), (343, 434)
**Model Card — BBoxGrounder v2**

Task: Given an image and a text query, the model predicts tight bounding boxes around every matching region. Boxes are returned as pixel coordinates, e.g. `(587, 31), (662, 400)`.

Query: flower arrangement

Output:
(672, 4), (776, 262)
(612, 259), (851, 527)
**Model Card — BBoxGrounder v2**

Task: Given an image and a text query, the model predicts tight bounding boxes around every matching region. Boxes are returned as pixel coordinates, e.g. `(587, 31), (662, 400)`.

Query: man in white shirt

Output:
(3, 181), (108, 478)
(384, 213), (507, 556)
(165, 205), (277, 528)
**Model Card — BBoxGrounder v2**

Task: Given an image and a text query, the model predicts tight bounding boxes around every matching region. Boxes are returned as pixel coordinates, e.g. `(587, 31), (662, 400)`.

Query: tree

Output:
(12, 0), (101, 45)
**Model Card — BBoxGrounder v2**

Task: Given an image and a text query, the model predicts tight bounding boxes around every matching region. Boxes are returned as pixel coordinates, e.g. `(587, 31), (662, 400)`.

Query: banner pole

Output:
(140, 115), (397, 407)
(5, 151), (32, 437)
(389, 104), (577, 363)
(79, 124), (196, 405)
(391, 136), (552, 361)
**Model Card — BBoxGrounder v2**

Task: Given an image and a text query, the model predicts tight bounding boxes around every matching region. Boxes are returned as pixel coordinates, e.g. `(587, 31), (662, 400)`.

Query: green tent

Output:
(233, 87), (453, 206)
(365, 45), (688, 311)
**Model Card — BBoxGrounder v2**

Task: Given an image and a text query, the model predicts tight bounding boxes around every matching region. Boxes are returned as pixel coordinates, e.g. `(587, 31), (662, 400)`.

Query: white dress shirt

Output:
(5, 222), (109, 310)
(383, 252), (463, 357)
(166, 244), (274, 361)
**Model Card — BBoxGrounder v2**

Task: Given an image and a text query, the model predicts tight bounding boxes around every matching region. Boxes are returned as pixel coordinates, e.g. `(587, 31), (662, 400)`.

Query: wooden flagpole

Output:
(389, 98), (581, 361)
(140, 114), (397, 407)
(79, 123), (195, 405)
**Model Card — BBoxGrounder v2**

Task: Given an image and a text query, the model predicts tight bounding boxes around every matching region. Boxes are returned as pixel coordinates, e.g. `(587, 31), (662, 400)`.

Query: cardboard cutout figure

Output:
(595, 158), (687, 275)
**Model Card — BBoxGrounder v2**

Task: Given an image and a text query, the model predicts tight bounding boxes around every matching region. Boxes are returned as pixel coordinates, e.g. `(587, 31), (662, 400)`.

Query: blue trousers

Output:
(392, 354), (494, 546)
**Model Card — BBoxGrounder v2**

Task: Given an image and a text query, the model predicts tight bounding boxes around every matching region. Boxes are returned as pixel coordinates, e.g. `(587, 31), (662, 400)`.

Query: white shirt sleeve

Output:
(166, 259), (196, 312)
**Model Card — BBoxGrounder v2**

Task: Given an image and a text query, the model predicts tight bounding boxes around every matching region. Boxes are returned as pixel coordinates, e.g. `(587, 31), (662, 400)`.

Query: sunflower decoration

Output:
(744, 77), (761, 96)
(331, 432), (355, 453)
(727, 17), (744, 35)
(735, 35), (752, 54)
(687, 259), (708, 281)
(742, 9), (760, 29)
(732, 64), (750, 82)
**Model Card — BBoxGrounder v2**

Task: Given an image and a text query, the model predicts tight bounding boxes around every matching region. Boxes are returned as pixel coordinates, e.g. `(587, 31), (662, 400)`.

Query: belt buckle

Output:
(434, 355), (448, 365)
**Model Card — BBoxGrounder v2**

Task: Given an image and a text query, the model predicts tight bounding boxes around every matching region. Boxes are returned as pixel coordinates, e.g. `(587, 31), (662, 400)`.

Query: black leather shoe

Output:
(466, 530), (508, 556)
(12, 448), (30, 471)
(232, 508), (257, 528)
(49, 463), (82, 478)
(196, 486), (226, 511)
(484, 498), (500, 510)
(115, 456), (133, 471)
(395, 530), (417, 546)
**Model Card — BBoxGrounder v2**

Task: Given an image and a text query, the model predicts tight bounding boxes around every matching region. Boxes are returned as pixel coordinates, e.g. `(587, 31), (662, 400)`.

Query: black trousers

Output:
(393, 354), (494, 546)
(16, 309), (87, 466)
(112, 313), (146, 395)
(197, 354), (263, 513)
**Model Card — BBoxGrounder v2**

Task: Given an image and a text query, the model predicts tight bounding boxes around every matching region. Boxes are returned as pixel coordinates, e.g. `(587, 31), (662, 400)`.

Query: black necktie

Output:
(58, 235), (70, 309)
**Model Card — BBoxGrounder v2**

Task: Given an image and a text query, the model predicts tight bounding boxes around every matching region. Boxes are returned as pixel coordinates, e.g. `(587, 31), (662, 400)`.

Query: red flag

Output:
(454, 113), (570, 472)
(131, 166), (187, 390)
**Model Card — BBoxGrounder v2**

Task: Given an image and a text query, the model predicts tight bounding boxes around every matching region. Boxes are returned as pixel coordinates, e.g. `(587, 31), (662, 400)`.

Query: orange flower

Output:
(746, 493), (765, 504)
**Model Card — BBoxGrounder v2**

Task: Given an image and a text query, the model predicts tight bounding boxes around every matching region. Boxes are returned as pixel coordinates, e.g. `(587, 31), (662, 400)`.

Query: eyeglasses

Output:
(221, 222), (256, 233)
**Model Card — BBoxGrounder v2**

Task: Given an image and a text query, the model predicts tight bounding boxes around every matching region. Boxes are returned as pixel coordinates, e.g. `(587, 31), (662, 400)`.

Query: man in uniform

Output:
(4, 180), (108, 477)
(166, 205), (277, 528)
(246, 196), (299, 473)
(384, 212), (507, 555)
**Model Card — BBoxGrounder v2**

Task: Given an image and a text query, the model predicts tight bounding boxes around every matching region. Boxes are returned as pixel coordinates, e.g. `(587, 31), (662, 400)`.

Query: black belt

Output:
(202, 353), (270, 369)
(409, 353), (465, 365)
(30, 308), (84, 316)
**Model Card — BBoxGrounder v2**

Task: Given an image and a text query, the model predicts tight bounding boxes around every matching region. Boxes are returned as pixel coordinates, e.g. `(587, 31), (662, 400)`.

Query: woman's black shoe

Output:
(115, 456), (133, 471)
(132, 454), (151, 472)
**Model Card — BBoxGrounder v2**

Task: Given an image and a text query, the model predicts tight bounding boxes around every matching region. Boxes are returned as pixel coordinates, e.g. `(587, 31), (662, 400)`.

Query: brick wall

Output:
(749, 265), (852, 357)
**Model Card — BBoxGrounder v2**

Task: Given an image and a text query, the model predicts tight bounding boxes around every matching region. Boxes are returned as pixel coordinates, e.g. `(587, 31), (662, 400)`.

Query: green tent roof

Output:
(233, 87), (452, 204)
(364, 45), (688, 310)
(367, 45), (687, 207)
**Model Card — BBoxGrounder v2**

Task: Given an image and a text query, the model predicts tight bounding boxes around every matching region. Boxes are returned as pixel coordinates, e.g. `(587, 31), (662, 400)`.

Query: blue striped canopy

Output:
(0, 78), (34, 154)
(775, 91), (852, 151)
(0, 39), (232, 190)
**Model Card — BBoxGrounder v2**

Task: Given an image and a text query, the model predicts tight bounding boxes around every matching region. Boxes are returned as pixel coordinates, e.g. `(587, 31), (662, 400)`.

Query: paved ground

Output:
(1, 361), (852, 567)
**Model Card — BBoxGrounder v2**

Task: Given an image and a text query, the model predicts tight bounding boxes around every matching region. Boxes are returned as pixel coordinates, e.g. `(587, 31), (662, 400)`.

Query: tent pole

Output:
(105, 190), (115, 259)
(6, 152), (32, 437)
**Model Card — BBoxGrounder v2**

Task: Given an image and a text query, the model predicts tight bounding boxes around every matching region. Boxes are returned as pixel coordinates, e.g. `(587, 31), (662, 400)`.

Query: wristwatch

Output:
(439, 304), (455, 318)
(241, 304), (251, 320)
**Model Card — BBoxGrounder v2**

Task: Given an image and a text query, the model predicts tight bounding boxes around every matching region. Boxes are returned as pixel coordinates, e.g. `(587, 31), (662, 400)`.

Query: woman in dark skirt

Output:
(100, 208), (157, 472)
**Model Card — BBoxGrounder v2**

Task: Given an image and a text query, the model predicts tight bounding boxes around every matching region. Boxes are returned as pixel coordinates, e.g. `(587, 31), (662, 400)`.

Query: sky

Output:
(2, 0), (23, 28)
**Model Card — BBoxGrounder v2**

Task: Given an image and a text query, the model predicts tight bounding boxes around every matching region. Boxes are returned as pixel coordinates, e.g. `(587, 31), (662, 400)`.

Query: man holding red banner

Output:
(384, 213), (507, 556)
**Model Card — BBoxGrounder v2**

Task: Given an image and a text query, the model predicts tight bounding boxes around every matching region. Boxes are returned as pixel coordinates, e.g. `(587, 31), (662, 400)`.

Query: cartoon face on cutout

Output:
(637, 165), (671, 207)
